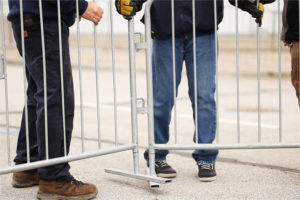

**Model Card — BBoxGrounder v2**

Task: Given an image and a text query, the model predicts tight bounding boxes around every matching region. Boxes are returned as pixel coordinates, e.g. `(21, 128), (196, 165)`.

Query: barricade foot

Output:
(146, 167), (160, 188)
(105, 168), (171, 185)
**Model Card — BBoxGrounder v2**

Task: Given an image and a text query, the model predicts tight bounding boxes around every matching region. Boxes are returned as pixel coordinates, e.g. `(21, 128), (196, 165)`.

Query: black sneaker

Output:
(197, 163), (217, 182)
(154, 161), (177, 178)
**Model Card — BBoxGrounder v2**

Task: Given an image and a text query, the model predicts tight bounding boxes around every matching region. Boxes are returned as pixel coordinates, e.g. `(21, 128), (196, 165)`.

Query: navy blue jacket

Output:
(282, 0), (299, 41)
(149, 0), (224, 38)
(7, 0), (88, 27)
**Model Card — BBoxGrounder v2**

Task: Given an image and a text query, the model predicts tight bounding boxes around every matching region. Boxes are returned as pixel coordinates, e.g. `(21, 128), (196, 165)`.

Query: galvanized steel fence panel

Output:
(143, 0), (300, 185)
(0, 0), (169, 185)
(0, 0), (300, 188)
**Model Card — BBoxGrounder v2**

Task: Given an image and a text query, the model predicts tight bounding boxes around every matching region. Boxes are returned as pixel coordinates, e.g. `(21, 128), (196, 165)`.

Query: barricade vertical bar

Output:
(256, 0), (262, 143)
(235, 0), (241, 143)
(145, 0), (155, 177)
(1, 0), (11, 165)
(213, 0), (219, 143)
(110, 0), (118, 146)
(277, 0), (282, 142)
(171, 0), (178, 144)
(57, 0), (67, 156)
(0, 0), (4, 81)
(192, 0), (198, 144)
(76, 0), (85, 152)
(128, 20), (139, 173)
(0, 53), (3, 79)
(38, 0), (49, 159)
(19, 0), (31, 163)
(94, 0), (102, 149)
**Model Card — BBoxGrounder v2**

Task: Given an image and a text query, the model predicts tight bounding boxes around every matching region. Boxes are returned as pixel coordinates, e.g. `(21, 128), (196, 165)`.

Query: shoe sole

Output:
(156, 173), (177, 178)
(37, 191), (98, 200)
(12, 179), (39, 188)
(198, 176), (217, 182)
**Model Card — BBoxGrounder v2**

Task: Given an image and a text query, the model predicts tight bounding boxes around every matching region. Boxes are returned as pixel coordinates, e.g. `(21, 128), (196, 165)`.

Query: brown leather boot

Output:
(12, 171), (39, 188)
(37, 179), (98, 200)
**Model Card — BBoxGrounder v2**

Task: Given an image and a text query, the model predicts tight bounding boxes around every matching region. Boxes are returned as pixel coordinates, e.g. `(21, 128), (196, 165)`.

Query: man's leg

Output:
(185, 34), (218, 164)
(12, 70), (39, 187)
(32, 20), (74, 182)
(290, 42), (300, 106)
(14, 69), (39, 166)
(12, 17), (73, 181)
(144, 38), (184, 163)
(185, 34), (218, 181)
(11, 22), (39, 188)
(30, 19), (97, 200)
(11, 15), (97, 199)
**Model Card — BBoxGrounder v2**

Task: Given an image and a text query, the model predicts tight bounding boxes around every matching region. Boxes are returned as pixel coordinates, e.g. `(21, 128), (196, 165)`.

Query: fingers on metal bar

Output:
(19, 0), (31, 163)
(76, 0), (85, 152)
(57, 0), (67, 157)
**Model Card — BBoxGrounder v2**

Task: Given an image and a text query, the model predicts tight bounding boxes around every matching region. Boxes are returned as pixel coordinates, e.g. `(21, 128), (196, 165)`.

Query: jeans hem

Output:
(196, 160), (216, 165)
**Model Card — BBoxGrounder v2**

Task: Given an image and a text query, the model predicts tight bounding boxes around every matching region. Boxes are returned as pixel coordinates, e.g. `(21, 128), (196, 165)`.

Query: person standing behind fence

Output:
(116, 0), (224, 181)
(7, 0), (103, 199)
(282, 0), (300, 106)
(229, 0), (300, 107)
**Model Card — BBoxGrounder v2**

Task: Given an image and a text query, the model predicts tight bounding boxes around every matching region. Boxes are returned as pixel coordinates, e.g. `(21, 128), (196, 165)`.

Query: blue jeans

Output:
(12, 18), (74, 181)
(144, 34), (218, 164)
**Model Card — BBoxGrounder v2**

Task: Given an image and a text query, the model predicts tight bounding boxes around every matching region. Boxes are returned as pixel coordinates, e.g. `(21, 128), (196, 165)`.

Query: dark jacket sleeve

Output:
(47, 0), (88, 16)
(228, 0), (276, 7)
(286, 0), (299, 40)
(228, 0), (275, 13)
(260, 0), (276, 4)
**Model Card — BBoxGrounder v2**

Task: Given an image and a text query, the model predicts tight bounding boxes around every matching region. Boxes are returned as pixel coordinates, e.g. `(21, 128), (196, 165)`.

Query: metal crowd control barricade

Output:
(1, 0), (300, 190)
(0, 0), (170, 185)
(141, 0), (300, 186)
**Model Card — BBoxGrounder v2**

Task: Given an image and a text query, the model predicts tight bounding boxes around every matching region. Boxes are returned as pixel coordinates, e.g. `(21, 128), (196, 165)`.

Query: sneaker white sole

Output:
(37, 191), (98, 200)
(156, 173), (177, 178)
(198, 176), (216, 182)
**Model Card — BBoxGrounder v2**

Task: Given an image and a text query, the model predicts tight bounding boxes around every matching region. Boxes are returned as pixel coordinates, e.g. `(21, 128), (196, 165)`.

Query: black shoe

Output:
(197, 163), (217, 182)
(154, 161), (177, 178)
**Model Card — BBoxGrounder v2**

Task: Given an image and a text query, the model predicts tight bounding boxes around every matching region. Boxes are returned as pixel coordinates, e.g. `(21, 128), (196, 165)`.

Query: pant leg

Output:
(37, 21), (74, 181)
(290, 42), (300, 106)
(12, 19), (74, 181)
(13, 68), (39, 167)
(11, 22), (39, 169)
(144, 38), (184, 162)
(184, 34), (218, 164)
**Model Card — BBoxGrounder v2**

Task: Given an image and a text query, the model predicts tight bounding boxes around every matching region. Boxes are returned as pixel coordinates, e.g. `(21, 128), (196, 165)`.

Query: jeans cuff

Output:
(146, 158), (166, 166)
(197, 160), (216, 165)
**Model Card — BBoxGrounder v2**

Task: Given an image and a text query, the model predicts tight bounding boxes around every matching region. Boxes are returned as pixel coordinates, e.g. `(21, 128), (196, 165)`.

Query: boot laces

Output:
(71, 179), (84, 186)
(155, 161), (168, 168)
(199, 163), (214, 170)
